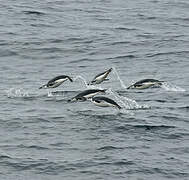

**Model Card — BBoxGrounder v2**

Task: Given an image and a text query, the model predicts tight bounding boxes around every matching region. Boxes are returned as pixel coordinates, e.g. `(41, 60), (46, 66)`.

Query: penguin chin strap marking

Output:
(67, 97), (87, 102)
(94, 100), (101, 103)
(77, 97), (87, 101)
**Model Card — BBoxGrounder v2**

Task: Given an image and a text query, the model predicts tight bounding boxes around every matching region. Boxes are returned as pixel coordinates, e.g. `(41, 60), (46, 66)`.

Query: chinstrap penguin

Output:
(39, 75), (73, 89)
(88, 68), (112, 85)
(68, 89), (107, 102)
(91, 96), (122, 109)
(127, 79), (164, 89)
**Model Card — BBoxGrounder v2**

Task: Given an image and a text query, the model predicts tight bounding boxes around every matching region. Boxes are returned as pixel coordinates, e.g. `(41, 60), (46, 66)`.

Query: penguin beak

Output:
(127, 85), (131, 89)
(39, 84), (47, 89)
(101, 90), (106, 94)
(88, 81), (95, 85)
(67, 98), (76, 102)
(127, 85), (134, 89)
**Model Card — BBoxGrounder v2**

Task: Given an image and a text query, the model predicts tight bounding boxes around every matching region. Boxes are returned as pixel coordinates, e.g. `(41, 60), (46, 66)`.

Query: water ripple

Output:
(18, 144), (49, 150)
(97, 146), (124, 151)
(115, 124), (175, 132)
(22, 10), (46, 15)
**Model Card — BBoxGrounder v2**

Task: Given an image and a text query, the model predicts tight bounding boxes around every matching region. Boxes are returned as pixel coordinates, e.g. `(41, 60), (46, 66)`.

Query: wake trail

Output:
(161, 82), (186, 92)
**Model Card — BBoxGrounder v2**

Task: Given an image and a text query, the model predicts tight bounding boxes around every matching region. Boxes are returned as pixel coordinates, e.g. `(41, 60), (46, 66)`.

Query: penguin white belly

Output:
(142, 82), (156, 89)
(94, 74), (107, 83)
(55, 78), (68, 84)
(93, 100), (115, 107)
(84, 92), (100, 99)
(50, 79), (67, 88)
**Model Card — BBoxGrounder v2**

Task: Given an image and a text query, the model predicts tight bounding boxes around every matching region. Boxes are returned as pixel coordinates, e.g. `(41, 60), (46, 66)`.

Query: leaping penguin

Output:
(88, 68), (112, 85)
(68, 89), (106, 102)
(39, 75), (73, 89)
(127, 79), (164, 90)
(91, 96), (122, 109)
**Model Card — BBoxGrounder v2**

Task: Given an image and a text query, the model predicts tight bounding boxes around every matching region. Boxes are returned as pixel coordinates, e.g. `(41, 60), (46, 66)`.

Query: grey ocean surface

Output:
(0, 0), (189, 179)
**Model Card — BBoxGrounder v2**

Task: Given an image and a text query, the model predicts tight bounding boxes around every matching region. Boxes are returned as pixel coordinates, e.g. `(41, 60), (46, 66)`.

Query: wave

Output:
(0, 157), (50, 172)
(22, 10), (46, 15)
(155, 115), (184, 122)
(64, 37), (92, 44)
(18, 144), (49, 150)
(146, 50), (189, 57)
(112, 160), (135, 166)
(0, 155), (12, 160)
(97, 146), (124, 151)
(30, 47), (63, 53)
(178, 106), (189, 110)
(98, 159), (134, 167)
(114, 27), (138, 31)
(69, 58), (94, 64)
(107, 54), (136, 60)
(132, 124), (175, 130)
(0, 50), (18, 57)
(115, 124), (175, 132)
(110, 41), (131, 45)
(72, 109), (122, 117)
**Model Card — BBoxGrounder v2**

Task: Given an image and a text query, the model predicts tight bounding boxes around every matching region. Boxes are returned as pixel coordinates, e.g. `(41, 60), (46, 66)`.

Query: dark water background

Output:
(0, 0), (189, 179)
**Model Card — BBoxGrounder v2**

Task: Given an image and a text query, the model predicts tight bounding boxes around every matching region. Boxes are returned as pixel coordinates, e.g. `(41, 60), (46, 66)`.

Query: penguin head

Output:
(39, 84), (48, 89)
(108, 68), (113, 72)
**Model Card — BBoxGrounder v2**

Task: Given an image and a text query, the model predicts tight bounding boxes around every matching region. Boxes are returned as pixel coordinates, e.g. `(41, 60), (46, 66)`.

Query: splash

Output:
(47, 90), (54, 97)
(107, 88), (149, 110)
(74, 75), (88, 87)
(112, 67), (127, 89)
(74, 75), (104, 89)
(6, 88), (29, 98)
(161, 82), (186, 92)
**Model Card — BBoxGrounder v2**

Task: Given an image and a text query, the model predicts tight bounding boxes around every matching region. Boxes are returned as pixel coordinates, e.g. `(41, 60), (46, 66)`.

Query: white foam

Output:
(47, 91), (53, 97)
(6, 88), (29, 98)
(107, 88), (149, 110)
